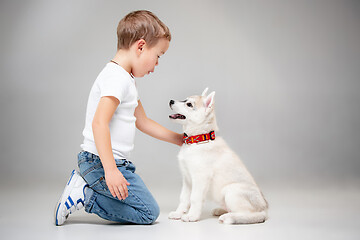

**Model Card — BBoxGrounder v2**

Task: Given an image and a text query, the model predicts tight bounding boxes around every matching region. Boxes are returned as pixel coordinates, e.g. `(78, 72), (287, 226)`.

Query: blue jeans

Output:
(77, 151), (160, 224)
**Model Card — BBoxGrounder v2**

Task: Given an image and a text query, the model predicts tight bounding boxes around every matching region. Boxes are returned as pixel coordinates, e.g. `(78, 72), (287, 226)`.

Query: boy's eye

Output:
(187, 102), (193, 108)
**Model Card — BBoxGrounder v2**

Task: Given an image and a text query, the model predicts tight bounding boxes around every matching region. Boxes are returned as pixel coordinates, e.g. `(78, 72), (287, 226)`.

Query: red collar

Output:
(183, 131), (215, 145)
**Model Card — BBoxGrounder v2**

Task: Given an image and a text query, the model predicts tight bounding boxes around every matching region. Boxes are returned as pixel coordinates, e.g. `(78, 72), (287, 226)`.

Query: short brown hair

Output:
(117, 10), (171, 50)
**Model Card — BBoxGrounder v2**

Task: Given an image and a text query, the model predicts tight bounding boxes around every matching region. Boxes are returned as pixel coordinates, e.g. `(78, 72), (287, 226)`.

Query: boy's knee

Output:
(144, 201), (160, 224)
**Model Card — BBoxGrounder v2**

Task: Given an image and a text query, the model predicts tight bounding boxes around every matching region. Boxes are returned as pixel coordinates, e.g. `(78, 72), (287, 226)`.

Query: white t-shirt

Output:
(80, 62), (139, 160)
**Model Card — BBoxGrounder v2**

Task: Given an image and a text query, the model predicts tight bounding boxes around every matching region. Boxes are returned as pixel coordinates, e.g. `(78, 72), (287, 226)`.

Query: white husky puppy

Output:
(168, 88), (268, 224)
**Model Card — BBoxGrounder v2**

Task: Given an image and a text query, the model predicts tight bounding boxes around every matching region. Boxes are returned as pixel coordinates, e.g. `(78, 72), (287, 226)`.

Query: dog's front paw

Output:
(168, 211), (184, 220)
(181, 213), (200, 222)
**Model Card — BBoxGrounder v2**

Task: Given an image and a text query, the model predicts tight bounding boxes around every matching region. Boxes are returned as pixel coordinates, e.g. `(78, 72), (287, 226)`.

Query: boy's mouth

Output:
(169, 113), (186, 120)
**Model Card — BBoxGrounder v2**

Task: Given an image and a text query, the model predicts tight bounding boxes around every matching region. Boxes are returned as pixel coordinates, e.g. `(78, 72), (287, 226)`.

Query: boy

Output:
(55, 10), (183, 225)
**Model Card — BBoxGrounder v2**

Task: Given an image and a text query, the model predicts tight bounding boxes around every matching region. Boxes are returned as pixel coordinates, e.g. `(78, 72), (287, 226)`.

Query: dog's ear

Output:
(201, 87), (209, 97)
(204, 91), (215, 110)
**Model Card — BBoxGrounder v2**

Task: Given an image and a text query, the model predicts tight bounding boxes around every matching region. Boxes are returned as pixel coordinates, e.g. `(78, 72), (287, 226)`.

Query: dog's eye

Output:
(187, 102), (193, 108)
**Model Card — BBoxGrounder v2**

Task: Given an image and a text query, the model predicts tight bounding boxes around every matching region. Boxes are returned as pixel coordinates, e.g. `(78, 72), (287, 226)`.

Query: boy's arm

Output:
(135, 100), (183, 146)
(92, 96), (130, 200)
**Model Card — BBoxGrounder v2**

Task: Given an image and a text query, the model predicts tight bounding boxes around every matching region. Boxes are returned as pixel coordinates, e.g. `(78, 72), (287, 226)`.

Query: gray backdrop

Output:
(1, 0), (359, 192)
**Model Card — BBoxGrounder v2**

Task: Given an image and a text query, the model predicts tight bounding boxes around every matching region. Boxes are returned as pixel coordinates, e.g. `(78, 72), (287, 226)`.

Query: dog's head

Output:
(169, 88), (218, 132)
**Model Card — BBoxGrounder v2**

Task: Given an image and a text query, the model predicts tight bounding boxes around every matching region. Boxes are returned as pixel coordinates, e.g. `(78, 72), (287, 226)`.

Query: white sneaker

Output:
(54, 170), (88, 226)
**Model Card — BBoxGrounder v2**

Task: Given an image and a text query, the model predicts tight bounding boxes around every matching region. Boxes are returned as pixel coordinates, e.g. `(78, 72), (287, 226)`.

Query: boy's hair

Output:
(117, 10), (171, 50)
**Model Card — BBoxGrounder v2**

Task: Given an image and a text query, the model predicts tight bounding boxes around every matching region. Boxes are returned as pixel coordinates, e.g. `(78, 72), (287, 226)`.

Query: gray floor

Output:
(1, 181), (359, 240)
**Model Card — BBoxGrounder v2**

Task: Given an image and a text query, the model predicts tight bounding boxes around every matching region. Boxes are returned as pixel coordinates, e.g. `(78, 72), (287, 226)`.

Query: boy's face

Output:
(132, 38), (170, 78)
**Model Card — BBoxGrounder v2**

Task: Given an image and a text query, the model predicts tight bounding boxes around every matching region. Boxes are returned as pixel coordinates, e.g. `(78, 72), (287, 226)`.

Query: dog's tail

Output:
(219, 211), (268, 224)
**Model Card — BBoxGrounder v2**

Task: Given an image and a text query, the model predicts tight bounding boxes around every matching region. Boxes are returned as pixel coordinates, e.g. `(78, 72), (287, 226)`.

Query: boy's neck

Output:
(112, 49), (133, 75)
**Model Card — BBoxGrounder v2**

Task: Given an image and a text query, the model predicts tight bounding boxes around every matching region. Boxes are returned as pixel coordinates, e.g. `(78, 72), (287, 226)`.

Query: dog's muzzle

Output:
(169, 100), (186, 120)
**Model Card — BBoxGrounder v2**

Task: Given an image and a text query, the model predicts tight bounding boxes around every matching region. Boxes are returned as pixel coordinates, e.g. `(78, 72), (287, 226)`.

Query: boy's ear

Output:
(137, 39), (146, 53)
(204, 91), (215, 109)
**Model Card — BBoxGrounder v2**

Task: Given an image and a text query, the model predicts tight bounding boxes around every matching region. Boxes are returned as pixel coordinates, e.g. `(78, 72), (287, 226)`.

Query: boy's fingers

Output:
(114, 186), (122, 200)
(123, 184), (128, 198)
(118, 185), (126, 200)
(109, 186), (116, 198)
(119, 184), (129, 199)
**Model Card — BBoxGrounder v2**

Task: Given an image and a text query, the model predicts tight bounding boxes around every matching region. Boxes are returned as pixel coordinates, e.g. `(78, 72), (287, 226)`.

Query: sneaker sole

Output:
(54, 170), (79, 226)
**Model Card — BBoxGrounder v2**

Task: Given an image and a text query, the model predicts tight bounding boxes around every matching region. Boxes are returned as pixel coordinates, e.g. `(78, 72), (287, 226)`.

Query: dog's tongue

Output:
(169, 114), (186, 119)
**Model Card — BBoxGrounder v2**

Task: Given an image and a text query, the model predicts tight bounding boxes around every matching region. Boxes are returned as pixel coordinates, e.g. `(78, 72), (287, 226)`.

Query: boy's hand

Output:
(104, 168), (130, 200)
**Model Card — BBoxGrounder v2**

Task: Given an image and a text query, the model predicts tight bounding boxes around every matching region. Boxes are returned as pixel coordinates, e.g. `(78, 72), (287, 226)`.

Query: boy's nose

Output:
(169, 100), (175, 107)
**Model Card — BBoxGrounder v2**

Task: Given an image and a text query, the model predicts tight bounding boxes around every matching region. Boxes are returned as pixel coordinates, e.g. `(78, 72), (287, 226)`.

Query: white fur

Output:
(168, 89), (268, 224)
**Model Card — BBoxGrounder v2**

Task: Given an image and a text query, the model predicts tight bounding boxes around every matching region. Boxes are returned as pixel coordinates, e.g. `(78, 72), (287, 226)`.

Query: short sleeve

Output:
(136, 85), (140, 101)
(98, 74), (129, 103)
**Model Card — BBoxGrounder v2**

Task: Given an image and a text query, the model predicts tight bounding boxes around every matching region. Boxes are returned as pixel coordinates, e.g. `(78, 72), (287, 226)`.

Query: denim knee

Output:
(144, 200), (160, 224)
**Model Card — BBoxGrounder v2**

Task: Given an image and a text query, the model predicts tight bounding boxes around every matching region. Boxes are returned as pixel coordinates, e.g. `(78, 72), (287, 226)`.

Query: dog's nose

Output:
(169, 100), (175, 107)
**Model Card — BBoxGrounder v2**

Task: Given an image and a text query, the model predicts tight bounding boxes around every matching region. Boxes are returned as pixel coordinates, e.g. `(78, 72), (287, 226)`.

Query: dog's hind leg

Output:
(219, 211), (267, 224)
(220, 183), (268, 224)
